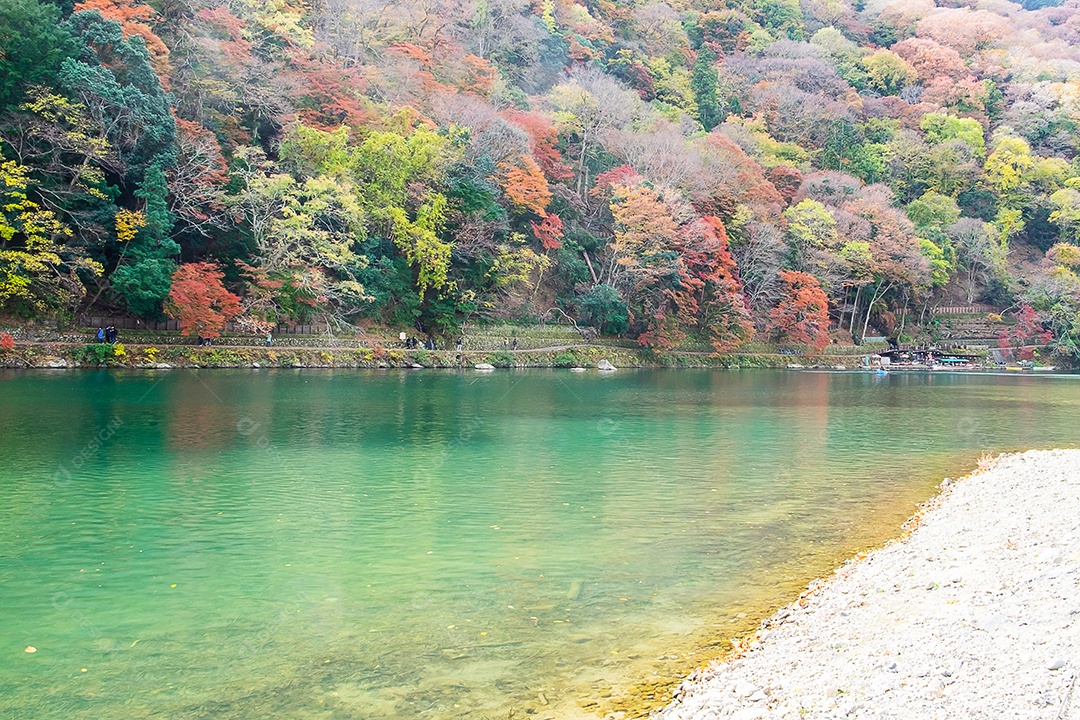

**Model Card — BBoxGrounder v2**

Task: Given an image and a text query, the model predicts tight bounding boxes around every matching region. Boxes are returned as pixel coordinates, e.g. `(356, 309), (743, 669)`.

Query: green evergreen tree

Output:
(111, 164), (179, 317)
(691, 46), (724, 132)
(60, 11), (176, 178)
(0, 0), (76, 110)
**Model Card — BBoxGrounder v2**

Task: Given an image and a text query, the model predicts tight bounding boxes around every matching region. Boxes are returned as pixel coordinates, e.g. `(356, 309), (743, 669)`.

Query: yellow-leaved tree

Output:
(0, 155), (102, 316)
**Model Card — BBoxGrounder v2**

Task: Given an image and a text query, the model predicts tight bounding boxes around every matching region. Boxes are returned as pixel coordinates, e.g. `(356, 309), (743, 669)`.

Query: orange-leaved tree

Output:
(767, 270), (831, 350)
(497, 155), (552, 216)
(165, 262), (241, 338)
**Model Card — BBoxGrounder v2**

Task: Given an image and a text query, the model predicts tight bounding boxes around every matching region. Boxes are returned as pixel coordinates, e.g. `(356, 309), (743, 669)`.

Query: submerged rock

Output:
(567, 579), (584, 600)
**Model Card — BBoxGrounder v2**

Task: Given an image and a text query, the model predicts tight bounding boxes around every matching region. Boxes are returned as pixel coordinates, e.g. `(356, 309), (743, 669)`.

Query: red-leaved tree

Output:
(530, 213), (565, 250)
(504, 111), (574, 183)
(998, 305), (1052, 361)
(767, 270), (831, 351)
(680, 216), (754, 352)
(165, 262), (241, 338)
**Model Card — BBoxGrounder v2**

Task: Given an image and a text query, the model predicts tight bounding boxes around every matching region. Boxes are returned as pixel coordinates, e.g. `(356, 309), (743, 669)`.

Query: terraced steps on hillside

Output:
(934, 313), (1010, 343)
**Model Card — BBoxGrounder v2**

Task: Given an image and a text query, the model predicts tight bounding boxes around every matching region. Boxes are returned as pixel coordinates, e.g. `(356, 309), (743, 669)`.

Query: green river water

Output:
(2, 368), (1079, 720)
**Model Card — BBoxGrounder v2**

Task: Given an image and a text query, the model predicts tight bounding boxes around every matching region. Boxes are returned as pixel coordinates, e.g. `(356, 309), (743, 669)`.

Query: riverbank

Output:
(0, 339), (893, 370)
(653, 449), (1080, 720)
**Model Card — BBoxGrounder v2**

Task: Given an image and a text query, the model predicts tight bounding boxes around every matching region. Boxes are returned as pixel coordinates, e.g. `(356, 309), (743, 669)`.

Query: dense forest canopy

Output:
(4, 0), (1080, 353)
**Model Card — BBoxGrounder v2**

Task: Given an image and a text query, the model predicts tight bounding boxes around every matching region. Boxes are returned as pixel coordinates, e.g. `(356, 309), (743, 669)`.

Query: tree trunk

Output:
(897, 294), (908, 340)
(582, 250), (599, 285)
(576, 127), (589, 195)
(860, 282), (892, 342)
(849, 284), (862, 335)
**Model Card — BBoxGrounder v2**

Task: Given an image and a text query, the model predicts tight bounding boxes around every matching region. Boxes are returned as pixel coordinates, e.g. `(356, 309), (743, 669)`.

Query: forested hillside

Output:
(4, 0), (1080, 354)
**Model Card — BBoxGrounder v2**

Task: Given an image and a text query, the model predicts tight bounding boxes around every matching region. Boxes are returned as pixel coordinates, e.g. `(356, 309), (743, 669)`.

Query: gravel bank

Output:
(654, 449), (1080, 720)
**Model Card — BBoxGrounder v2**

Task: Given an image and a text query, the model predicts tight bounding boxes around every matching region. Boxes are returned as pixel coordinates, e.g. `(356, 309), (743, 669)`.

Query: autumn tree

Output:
(783, 198), (838, 272)
(0, 153), (102, 315)
(1048, 186), (1080, 243)
(228, 148), (368, 320)
(675, 216), (754, 352)
(606, 182), (677, 291)
(548, 69), (640, 193)
(164, 262), (241, 338)
(949, 218), (1009, 303)
(983, 136), (1036, 211)
(998, 305), (1052, 361)
(497, 154), (552, 216)
(767, 270), (831, 350)
(861, 50), (916, 96)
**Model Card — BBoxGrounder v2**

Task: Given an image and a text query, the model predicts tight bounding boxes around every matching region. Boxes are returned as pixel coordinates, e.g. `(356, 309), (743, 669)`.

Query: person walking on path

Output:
(96, 327), (105, 343)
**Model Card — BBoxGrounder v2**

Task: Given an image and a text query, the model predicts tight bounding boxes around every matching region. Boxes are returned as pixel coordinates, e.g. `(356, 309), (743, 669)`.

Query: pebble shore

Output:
(654, 449), (1080, 720)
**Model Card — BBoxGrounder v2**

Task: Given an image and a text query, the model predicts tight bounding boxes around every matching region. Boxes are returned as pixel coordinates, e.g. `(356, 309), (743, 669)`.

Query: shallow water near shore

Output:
(2, 369), (1079, 719)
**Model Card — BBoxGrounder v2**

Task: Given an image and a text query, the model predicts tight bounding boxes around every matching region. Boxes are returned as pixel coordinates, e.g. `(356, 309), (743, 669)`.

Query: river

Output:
(1, 369), (1078, 719)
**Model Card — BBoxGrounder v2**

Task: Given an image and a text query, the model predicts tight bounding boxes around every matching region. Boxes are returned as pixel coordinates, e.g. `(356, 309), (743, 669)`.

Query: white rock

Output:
(597, 359), (617, 371)
(474, 363), (496, 370)
(733, 680), (758, 699)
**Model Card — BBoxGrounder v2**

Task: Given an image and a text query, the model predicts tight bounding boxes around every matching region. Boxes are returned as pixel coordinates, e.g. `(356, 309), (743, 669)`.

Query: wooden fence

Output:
(932, 305), (999, 315)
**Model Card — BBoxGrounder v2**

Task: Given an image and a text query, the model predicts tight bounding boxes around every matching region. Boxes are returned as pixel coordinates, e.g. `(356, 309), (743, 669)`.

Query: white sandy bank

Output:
(653, 449), (1080, 720)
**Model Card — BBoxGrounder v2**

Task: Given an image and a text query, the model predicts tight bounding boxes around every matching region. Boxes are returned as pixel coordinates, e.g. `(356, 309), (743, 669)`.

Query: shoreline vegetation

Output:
(0, 322), (1056, 371)
(651, 449), (1080, 720)
(0, 321), (886, 370)
(0, 342), (1059, 371)
(0, 341), (890, 370)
